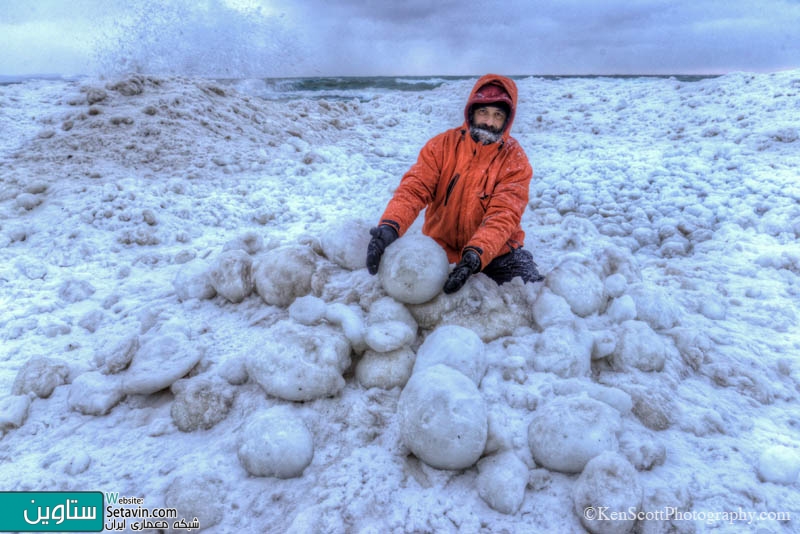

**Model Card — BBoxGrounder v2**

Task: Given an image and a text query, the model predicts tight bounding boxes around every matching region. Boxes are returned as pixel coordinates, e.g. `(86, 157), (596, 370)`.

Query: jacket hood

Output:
(464, 74), (519, 139)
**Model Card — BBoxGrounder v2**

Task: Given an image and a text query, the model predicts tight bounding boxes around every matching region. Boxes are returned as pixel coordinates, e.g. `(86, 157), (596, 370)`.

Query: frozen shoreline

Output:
(1, 72), (799, 533)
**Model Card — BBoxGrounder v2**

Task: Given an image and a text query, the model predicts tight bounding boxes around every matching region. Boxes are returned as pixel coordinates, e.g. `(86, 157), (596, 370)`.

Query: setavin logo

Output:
(0, 492), (103, 532)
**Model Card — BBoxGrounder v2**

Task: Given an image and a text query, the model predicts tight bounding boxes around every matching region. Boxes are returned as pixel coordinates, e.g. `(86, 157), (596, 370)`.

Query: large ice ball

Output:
(528, 395), (621, 473)
(398, 364), (488, 470)
(378, 235), (449, 304)
(237, 408), (314, 479)
(413, 324), (487, 386)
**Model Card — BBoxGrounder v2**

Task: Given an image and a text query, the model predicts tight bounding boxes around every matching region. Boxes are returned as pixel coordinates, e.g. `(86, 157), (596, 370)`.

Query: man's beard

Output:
(469, 123), (504, 145)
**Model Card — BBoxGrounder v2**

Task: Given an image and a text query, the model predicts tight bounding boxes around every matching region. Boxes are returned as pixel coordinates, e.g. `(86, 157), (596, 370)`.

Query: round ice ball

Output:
(378, 235), (449, 304)
(320, 219), (372, 270)
(546, 259), (606, 317)
(398, 364), (488, 470)
(237, 408), (314, 479)
(413, 324), (487, 386)
(528, 395), (621, 473)
(572, 452), (642, 534)
(757, 445), (800, 485)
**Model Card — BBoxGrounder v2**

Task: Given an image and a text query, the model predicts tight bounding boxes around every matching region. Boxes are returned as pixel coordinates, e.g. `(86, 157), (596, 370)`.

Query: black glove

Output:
(443, 249), (481, 294)
(366, 225), (398, 275)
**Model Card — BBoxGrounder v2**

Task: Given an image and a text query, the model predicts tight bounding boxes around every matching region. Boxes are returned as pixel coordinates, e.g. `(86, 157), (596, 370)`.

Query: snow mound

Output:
(756, 445), (800, 485)
(67, 372), (124, 415)
(378, 234), (449, 304)
(12, 356), (71, 399)
(613, 320), (674, 372)
(413, 324), (487, 386)
(253, 245), (318, 307)
(170, 376), (236, 432)
(208, 249), (253, 303)
(237, 407), (314, 479)
(572, 452), (643, 534)
(476, 451), (528, 514)
(356, 347), (415, 390)
(320, 218), (372, 270)
(398, 364), (488, 470)
(546, 259), (606, 317)
(120, 334), (202, 395)
(528, 395), (621, 473)
(245, 320), (350, 401)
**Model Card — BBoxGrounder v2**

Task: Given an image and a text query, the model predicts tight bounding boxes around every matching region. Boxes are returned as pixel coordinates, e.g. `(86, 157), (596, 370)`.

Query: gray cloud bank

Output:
(1, 0), (798, 76)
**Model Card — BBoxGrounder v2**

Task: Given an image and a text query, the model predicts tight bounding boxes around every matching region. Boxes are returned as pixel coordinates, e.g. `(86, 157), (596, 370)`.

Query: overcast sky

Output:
(1, 0), (798, 77)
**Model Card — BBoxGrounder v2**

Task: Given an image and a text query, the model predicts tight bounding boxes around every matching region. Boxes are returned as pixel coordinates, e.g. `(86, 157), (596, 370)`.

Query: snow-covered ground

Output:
(1, 71), (799, 533)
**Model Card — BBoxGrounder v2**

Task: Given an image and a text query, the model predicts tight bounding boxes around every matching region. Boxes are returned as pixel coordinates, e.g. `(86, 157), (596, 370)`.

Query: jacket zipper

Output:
(444, 173), (460, 206)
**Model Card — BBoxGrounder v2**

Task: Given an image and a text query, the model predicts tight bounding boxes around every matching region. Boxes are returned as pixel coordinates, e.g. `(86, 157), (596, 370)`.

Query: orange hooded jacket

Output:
(378, 74), (533, 268)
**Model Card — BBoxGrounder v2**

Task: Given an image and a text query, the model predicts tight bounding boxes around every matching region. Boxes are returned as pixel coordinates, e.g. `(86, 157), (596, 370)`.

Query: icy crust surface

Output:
(1, 72), (800, 532)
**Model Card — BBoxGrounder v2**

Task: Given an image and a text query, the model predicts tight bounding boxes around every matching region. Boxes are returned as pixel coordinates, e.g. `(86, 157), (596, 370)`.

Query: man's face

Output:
(472, 105), (507, 131)
(470, 105), (508, 144)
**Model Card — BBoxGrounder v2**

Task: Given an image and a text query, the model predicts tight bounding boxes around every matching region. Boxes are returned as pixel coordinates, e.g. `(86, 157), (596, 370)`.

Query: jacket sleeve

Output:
(466, 144), (532, 266)
(377, 135), (444, 236)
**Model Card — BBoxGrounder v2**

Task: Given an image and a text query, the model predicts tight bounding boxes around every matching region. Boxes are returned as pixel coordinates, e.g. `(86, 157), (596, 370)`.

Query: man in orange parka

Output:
(366, 73), (544, 294)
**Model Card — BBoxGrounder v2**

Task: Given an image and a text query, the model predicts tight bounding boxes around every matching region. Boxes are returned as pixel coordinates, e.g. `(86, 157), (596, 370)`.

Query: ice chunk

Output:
(476, 451), (528, 514)
(355, 347), (415, 390)
(546, 259), (606, 317)
(618, 428), (667, 471)
(120, 334), (202, 395)
(67, 372), (124, 416)
(604, 273), (628, 299)
(95, 334), (139, 374)
(325, 303), (367, 353)
(0, 395), (31, 432)
(208, 249), (253, 303)
(757, 445), (800, 485)
(12, 356), (71, 399)
(170, 376), (236, 432)
(245, 321), (350, 401)
(378, 234), (449, 304)
(613, 320), (672, 372)
(528, 395), (621, 473)
(606, 295), (637, 323)
(531, 287), (576, 328)
(572, 452), (643, 534)
(628, 284), (681, 330)
(288, 295), (328, 325)
(408, 275), (531, 341)
(364, 321), (415, 353)
(222, 231), (264, 255)
(58, 278), (96, 303)
(530, 323), (593, 378)
(398, 364), (488, 470)
(237, 407), (314, 478)
(320, 219), (372, 270)
(164, 474), (224, 529)
(253, 245), (317, 307)
(412, 325), (487, 386)
(173, 261), (216, 302)
(367, 297), (418, 334)
(591, 330), (617, 360)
